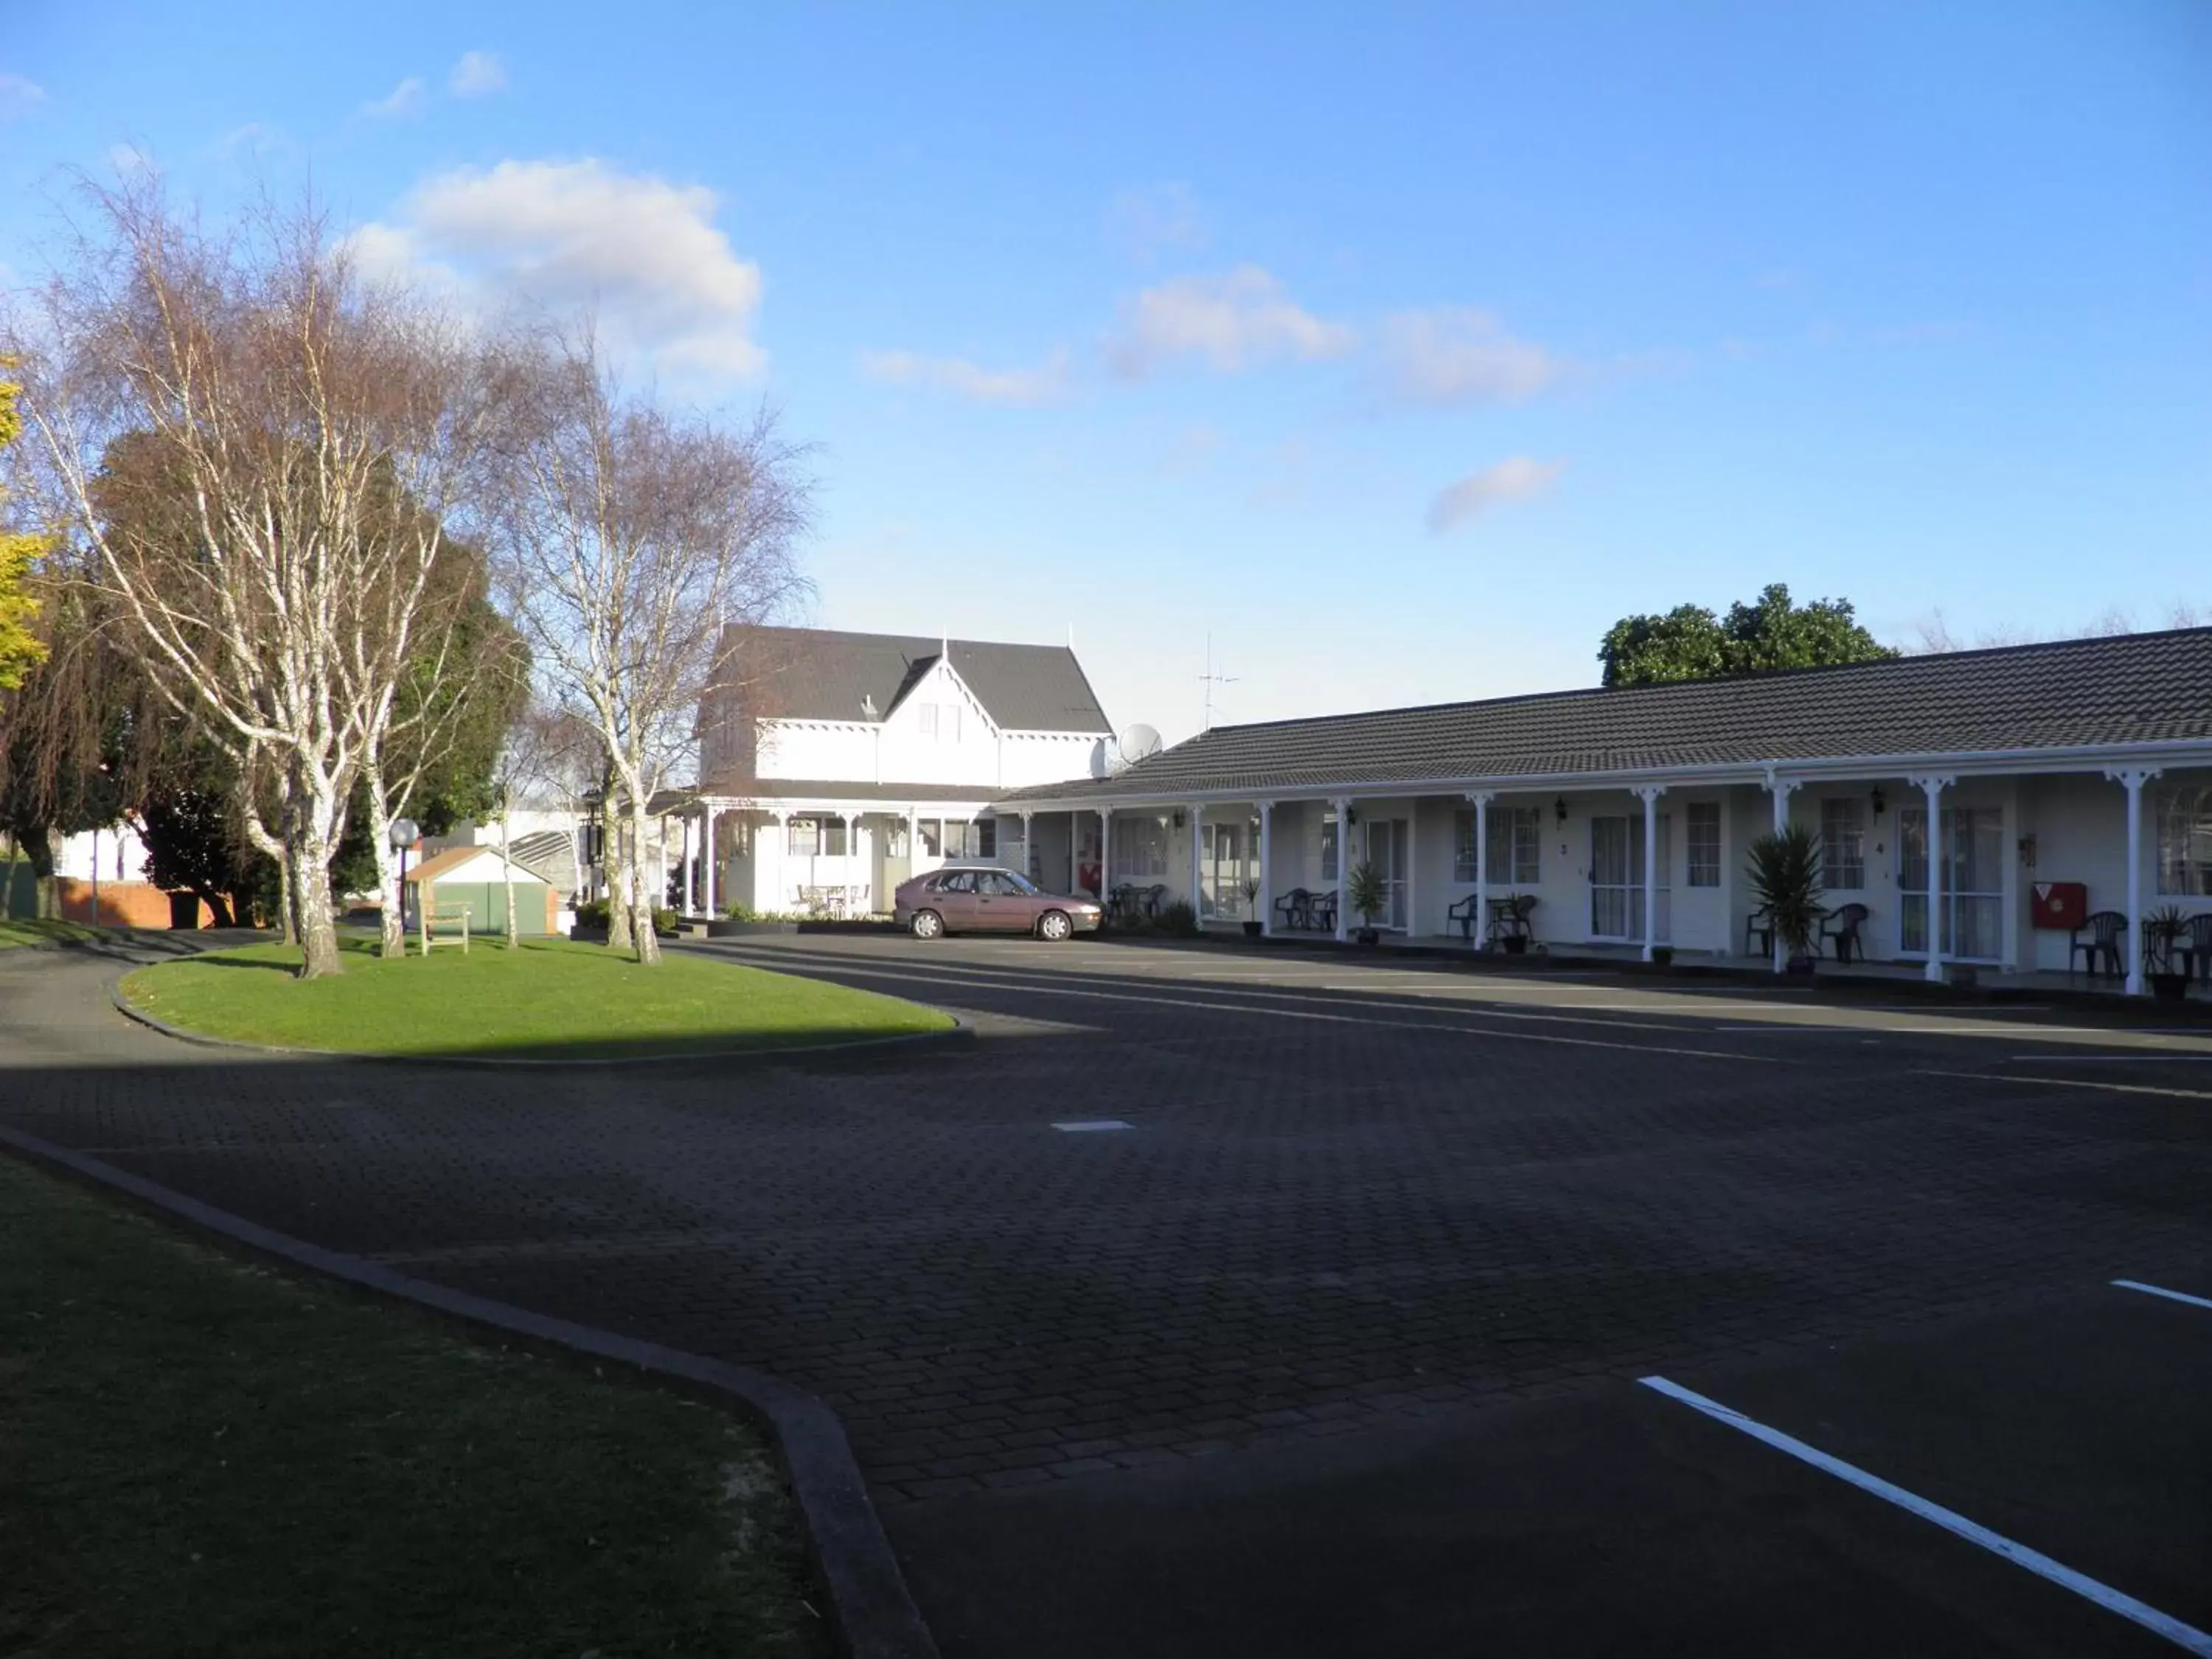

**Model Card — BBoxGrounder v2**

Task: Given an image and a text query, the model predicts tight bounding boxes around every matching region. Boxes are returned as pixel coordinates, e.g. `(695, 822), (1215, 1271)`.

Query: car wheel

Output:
(1037, 909), (1072, 942)
(911, 909), (945, 940)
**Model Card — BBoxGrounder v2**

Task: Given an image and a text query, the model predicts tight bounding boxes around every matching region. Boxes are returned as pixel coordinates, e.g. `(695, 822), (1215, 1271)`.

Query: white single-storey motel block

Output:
(990, 628), (2212, 995)
(669, 627), (1113, 917)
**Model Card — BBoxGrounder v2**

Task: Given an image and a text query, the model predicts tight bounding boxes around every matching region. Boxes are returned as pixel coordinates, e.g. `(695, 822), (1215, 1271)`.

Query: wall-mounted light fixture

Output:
(1346, 807), (1359, 825)
(1554, 797), (1569, 827)
(2017, 833), (2037, 869)
(1871, 786), (1887, 816)
(1172, 809), (1185, 829)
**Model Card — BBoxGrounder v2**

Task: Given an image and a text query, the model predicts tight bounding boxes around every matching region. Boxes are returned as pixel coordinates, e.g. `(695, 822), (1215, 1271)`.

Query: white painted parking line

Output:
(2005, 1054), (2212, 1064)
(2112, 1279), (2212, 1313)
(1914, 1068), (2212, 1102)
(1640, 1376), (2212, 1655)
(1053, 1119), (1133, 1133)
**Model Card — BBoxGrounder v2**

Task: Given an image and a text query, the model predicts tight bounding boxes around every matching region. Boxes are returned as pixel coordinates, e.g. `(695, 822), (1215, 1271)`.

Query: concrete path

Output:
(2, 934), (2206, 1655)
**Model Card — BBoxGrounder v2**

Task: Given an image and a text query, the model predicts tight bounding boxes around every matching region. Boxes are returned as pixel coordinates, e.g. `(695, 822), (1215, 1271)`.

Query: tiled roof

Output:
(995, 627), (2212, 803)
(724, 625), (1110, 734)
(687, 778), (1008, 805)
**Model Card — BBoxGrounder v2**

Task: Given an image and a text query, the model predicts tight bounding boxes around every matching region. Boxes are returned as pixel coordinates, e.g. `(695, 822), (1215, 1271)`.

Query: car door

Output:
(929, 871), (979, 931)
(972, 870), (1034, 932)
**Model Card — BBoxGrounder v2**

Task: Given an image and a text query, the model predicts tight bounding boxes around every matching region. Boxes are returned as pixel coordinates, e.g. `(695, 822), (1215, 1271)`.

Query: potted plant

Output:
(1347, 859), (1387, 946)
(1650, 945), (1674, 968)
(1498, 893), (1528, 954)
(1240, 877), (1264, 938)
(2143, 905), (2191, 1001)
(1745, 825), (1826, 977)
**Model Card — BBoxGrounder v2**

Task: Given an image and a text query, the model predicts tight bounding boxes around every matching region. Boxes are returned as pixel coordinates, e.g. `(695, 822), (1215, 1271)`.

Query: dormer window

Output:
(917, 702), (961, 741)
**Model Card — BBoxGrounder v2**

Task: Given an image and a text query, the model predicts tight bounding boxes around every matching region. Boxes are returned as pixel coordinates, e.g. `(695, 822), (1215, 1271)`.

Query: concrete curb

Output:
(107, 982), (976, 1069)
(0, 1123), (939, 1659)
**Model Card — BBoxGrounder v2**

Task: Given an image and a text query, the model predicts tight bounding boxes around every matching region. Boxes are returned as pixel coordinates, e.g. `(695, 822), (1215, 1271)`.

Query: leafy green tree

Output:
(1599, 582), (1897, 688)
(0, 361), (50, 692)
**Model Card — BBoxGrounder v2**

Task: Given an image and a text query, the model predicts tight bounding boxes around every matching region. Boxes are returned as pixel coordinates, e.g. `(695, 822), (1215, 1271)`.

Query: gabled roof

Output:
(405, 844), (552, 886)
(722, 625), (1111, 734)
(995, 627), (2212, 803)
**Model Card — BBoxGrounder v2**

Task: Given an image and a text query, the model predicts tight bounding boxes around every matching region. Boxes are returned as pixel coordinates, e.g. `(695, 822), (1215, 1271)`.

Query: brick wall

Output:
(52, 879), (206, 930)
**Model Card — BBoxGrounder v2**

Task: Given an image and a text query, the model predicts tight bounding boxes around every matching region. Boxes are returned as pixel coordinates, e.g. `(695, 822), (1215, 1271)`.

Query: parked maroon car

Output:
(894, 865), (1104, 941)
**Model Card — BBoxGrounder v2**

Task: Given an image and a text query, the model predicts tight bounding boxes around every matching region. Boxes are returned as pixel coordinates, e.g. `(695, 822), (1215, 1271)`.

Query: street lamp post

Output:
(389, 816), (420, 943)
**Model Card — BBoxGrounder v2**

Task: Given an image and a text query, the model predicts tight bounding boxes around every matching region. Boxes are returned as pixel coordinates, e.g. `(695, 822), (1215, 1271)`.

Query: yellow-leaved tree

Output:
(0, 359), (50, 690)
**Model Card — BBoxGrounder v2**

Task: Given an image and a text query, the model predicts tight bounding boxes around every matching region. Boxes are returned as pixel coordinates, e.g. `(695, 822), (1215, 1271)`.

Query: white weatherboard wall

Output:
(753, 658), (1099, 793)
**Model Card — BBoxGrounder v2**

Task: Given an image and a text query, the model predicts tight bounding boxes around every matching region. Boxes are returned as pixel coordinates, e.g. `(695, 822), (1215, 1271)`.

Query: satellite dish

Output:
(1111, 723), (1164, 773)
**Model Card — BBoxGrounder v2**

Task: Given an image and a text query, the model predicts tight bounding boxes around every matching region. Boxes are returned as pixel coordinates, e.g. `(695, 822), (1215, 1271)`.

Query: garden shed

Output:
(402, 845), (559, 936)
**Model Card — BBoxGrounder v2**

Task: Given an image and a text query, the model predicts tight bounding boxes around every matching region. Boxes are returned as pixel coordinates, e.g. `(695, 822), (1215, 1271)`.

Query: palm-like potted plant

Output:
(1348, 859), (1388, 946)
(2143, 905), (2191, 1001)
(1240, 876), (1263, 938)
(1745, 825), (1826, 975)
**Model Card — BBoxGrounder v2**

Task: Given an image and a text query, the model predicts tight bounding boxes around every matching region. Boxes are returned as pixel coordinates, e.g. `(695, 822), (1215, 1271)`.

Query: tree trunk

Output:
(499, 806), (519, 949)
(605, 814), (634, 950)
(286, 768), (345, 979)
(361, 770), (408, 959)
(627, 796), (661, 964)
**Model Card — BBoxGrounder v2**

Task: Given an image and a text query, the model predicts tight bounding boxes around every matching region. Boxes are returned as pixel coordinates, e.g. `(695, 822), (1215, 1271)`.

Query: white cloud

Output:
(1106, 265), (1354, 378)
(449, 50), (507, 97)
(860, 348), (1069, 407)
(351, 159), (768, 379)
(0, 72), (45, 119)
(1373, 307), (1562, 408)
(1105, 182), (1206, 262)
(108, 142), (153, 175)
(363, 76), (428, 119)
(1425, 456), (1564, 535)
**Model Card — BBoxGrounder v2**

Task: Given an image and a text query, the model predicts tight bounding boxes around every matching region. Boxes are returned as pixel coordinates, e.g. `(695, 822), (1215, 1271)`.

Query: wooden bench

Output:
(420, 902), (470, 955)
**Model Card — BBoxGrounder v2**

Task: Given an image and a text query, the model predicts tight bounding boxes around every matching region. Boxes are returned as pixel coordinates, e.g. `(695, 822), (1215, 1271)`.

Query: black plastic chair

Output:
(2176, 913), (2212, 985)
(1310, 889), (1338, 933)
(1275, 887), (1314, 931)
(1446, 893), (1483, 944)
(2069, 910), (2127, 978)
(1820, 902), (1871, 964)
(1745, 906), (1773, 957)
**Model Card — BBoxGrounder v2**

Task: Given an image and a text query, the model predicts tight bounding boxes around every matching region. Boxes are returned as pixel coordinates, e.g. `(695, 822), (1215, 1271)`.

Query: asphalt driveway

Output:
(1, 933), (2206, 1656)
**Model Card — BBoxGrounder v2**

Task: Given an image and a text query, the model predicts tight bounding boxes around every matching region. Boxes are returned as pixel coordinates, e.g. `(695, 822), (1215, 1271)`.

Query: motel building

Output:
(990, 627), (2212, 997)
(666, 627), (1113, 919)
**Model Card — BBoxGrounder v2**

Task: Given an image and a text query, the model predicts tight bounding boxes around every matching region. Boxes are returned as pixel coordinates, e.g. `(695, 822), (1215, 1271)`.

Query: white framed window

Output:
(1821, 799), (1866, 889)
(821, 817), (848, 858)
(2158, 787), (2212, 896)
(917, 704), (936, 738)
(1485, 807), (1540, 886)
(919, 818), (942, 857)
(1113, 815), (1169, 879)
(1452, 812), (1479, 882)
(943, 820), (973, 858)
(976, 818), (998, 858)
(787, 817), (820, 857)
(1320, 813), (1338, 881)
(1686, 801), (1721, 888)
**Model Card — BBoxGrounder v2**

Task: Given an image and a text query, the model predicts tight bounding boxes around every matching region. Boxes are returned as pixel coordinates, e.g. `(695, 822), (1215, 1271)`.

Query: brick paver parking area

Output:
(4, 934), (2208, 1656)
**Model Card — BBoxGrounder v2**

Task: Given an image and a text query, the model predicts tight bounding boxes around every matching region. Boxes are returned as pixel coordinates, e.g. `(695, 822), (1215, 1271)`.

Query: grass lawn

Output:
(0, 917), (104, 949)
(0, 1155), (833, 1659)
(117, 932), (952, 1059)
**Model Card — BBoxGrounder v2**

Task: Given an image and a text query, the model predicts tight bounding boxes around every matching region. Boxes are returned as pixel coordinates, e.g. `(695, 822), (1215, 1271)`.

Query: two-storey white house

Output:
(673, 626), (1113, 917)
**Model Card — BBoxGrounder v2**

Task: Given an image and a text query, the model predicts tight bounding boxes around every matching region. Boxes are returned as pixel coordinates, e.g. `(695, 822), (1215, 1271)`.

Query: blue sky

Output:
(4, 1), (2208, 741)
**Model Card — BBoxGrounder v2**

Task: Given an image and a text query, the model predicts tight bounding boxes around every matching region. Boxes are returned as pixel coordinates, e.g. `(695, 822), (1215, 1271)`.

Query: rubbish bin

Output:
(167, 891), (201, 930)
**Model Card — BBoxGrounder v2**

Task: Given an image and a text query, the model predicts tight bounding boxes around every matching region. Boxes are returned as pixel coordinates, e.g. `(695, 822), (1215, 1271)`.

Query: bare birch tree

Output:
(10, 177), (498, 976)
(486, 324), (809, 964)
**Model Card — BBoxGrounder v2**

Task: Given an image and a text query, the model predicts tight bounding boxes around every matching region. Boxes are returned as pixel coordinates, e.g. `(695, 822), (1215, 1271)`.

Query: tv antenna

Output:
(1200, 633), (1239, 731)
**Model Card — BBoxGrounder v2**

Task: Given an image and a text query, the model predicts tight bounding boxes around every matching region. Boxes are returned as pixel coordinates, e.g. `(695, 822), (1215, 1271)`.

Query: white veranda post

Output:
(1332, 798), (1352, 942)
(1764, 772), (1797, 973)
(1189, 806), (1204, 919)
(1101, 810), (1113, 900)
(1909, 774), (1954, 983)
(1020, 812), (1034, 883)
(1258, 801), (1275, 936)
(1635, 785), (1667, 961)
(2105, 767), (2160, 997)
(1466, 791), (1494, 952)
(702, 806), (719, 917)
(682, 814), (696, 917)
